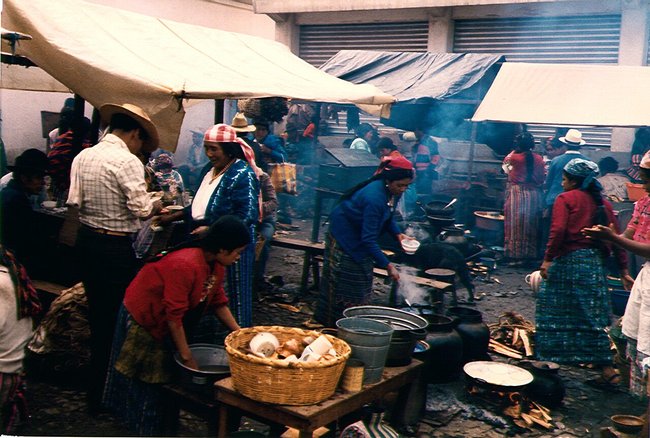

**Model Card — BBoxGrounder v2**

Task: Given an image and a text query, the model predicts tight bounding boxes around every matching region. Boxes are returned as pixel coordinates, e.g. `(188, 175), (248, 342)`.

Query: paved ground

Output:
(17, 218), (647, 436)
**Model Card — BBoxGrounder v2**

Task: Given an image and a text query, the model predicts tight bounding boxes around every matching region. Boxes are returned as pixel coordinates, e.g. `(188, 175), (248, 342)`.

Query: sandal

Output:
(585, 373), (622, 392)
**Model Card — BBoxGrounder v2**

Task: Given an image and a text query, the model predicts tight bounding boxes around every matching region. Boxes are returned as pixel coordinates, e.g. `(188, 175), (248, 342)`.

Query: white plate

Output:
(463, 361), (533, 387)
(165, 205), (184, 211)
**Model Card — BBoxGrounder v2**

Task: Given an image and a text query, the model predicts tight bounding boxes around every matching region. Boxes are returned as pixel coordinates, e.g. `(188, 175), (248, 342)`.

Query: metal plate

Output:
(463, 361), (533, 387)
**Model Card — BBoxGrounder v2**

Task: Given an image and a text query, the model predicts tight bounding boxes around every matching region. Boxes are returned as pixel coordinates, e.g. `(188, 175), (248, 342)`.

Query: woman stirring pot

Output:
(314, 156), (415, 327)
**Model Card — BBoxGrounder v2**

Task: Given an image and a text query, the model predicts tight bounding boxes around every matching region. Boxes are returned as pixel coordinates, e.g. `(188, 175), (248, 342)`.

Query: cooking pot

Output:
(463, 361), (533, 392)
(474, 211), (504, 232)
(342, 306), (429, 367)
(424, 201), (455, 218)
(525, 270), (543, 295)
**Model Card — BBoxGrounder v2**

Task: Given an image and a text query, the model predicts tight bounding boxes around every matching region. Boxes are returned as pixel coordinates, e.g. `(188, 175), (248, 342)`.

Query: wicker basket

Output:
(224, 326), (351, 405)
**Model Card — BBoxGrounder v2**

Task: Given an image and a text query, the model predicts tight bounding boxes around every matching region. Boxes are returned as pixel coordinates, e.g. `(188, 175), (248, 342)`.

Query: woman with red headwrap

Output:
(158, 124), (261, 328)
(314, 156), (415, 326)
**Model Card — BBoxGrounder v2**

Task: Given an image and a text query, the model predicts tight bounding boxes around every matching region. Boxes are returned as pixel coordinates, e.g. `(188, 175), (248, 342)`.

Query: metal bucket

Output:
(336, 317), (393, 384)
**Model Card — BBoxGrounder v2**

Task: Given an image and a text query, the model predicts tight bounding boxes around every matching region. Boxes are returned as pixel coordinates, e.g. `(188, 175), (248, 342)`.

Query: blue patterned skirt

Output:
(225, 228), (256, 327)
(314, 234), (374, 327)
(535, 248), (613, 365)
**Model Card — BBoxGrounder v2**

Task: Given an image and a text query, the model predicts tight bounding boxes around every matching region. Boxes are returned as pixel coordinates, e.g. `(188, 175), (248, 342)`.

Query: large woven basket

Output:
(224, 326), (351, 405)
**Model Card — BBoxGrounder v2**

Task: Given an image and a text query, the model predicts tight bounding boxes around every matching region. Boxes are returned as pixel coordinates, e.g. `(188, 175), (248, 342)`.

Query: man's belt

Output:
(83, 225), (132, 237)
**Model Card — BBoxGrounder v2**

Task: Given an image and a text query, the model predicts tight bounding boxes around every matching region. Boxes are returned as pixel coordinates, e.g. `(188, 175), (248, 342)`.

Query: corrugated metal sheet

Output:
(454, 15), (621, 147)
(299, 22), (429, 68)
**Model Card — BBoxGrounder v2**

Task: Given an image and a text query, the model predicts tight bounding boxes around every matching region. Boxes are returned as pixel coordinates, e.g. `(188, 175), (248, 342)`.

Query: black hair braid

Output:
(586, 181), (608, 226)
(524, 150), (534, 183)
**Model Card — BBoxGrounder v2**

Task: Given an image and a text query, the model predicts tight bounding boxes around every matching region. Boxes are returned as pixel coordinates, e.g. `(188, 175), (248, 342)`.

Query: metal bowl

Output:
(174, 343), (230, 385)
(343, 306), (428, 331)
(611, 414), (644, 434)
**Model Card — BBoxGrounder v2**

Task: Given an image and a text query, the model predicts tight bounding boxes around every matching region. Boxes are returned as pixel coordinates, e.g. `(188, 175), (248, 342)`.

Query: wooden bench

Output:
(271, 236), (325, 293)
(269, 236), (452, 296)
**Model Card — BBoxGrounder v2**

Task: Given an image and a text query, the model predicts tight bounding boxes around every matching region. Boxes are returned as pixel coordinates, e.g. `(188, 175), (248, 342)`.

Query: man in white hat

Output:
(544, 128), (588, 209)
(67, 103), (163, 412)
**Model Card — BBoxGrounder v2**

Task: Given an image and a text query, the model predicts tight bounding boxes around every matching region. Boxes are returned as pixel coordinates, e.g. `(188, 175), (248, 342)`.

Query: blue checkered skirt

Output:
(535, 248), (613, 365)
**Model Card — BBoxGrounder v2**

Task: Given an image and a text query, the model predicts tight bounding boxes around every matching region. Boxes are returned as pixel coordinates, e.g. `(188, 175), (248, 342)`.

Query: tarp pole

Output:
(72, 94), (85, 152)
(467, 122), (477, 182)
(215, 99), (225, 124)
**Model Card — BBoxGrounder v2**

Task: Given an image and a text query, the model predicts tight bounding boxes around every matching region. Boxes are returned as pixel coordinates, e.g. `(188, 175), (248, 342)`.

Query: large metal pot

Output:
(342, 306), (429, 367)
(473, 211), (504, 232)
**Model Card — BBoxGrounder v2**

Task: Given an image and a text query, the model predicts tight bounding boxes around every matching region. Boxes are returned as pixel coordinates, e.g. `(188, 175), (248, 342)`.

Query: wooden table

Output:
(215, 360), (423, 438)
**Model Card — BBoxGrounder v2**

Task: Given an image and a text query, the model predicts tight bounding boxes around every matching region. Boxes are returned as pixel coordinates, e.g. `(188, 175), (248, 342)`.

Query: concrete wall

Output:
(0, 0), (275, 164)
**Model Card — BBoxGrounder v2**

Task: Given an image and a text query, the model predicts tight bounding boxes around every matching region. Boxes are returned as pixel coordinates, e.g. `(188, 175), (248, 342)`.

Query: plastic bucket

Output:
(336, 317), (393, 384)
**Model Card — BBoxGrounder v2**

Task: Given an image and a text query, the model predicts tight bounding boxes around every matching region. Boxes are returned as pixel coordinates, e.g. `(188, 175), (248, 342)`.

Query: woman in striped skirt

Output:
(502, 132), (545, 264)
(537, 158), (629, 387)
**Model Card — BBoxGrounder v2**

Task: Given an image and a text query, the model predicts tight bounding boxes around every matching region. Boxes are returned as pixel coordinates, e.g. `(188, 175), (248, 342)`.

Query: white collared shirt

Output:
(67, 133), (154, 232)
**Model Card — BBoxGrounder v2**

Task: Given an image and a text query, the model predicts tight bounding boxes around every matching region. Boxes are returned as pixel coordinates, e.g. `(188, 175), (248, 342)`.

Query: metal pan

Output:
(464, 361), (533, 392)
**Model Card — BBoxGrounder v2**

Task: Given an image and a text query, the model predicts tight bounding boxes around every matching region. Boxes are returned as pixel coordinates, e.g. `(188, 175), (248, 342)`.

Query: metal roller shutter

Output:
(300, 22), (429, 134)
(454, 15), (621, 147)
(299, 22), (429, 68)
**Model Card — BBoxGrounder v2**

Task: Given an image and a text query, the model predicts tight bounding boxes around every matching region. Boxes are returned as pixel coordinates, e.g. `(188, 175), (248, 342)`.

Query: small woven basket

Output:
(224, 326), (351, 405)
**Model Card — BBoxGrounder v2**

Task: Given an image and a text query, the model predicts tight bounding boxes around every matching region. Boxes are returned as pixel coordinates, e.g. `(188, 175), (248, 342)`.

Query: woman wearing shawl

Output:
(0, 246), (41, 434)
(536, 158), (629, 387)
(502, 132), (546, 265)
(314, 156), (415, 326)
(160, 124), (261, 328)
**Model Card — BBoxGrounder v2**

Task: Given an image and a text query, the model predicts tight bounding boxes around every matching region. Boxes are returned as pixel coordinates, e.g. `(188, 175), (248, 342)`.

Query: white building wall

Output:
(0, 0), (275, 163)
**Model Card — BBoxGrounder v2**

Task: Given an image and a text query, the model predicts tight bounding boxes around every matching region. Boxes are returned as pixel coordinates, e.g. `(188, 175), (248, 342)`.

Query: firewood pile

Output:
(468, 386), (555, 431)
(488, 312), (535, 359)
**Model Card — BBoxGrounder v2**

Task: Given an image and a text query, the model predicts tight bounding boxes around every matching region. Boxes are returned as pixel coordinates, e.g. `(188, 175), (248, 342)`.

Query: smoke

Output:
(395, 264), (429, 306)
(404, 223), (431, 243)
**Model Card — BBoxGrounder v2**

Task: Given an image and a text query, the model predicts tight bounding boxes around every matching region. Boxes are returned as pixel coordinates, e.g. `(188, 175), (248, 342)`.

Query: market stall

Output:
(2, 0), (395, 151)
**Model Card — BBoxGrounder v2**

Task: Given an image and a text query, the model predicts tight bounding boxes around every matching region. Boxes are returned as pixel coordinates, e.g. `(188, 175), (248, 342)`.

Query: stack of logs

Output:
(488, 312), (535, 359)
(468, 386), (554, 430)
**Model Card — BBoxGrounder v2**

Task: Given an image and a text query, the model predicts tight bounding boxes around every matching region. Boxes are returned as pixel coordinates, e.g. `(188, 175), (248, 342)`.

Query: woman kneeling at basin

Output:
(103, 215), (249, 435)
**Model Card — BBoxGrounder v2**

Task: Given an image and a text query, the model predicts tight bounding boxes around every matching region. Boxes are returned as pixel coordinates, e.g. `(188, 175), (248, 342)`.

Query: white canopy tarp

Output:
(472, 62), (650, 128)
(2, 0), (395, 151)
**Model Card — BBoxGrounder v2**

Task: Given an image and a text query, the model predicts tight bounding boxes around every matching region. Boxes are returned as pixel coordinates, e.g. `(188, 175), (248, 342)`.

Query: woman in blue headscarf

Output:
(536, 158), (629, 387)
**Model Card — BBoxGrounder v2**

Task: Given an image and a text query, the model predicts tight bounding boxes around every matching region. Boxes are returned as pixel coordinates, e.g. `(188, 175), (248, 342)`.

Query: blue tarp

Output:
(319, 50), (505, 132)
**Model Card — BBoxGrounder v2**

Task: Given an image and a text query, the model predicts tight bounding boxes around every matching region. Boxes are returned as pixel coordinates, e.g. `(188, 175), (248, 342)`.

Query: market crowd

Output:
(0, 99), (649, 434)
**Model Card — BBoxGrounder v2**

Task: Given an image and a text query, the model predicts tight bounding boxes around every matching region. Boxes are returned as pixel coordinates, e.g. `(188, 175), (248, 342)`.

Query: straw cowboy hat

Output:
(99, 103), (159, 151)
(559, 128), (586, 146)
(230, 112), (256, 133)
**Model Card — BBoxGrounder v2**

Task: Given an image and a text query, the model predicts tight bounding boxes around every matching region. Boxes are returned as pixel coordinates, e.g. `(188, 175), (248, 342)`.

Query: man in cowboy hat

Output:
(67, 103), (163, 412)
(231, 112), (267, 171)
(0, 148), (52, 276)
